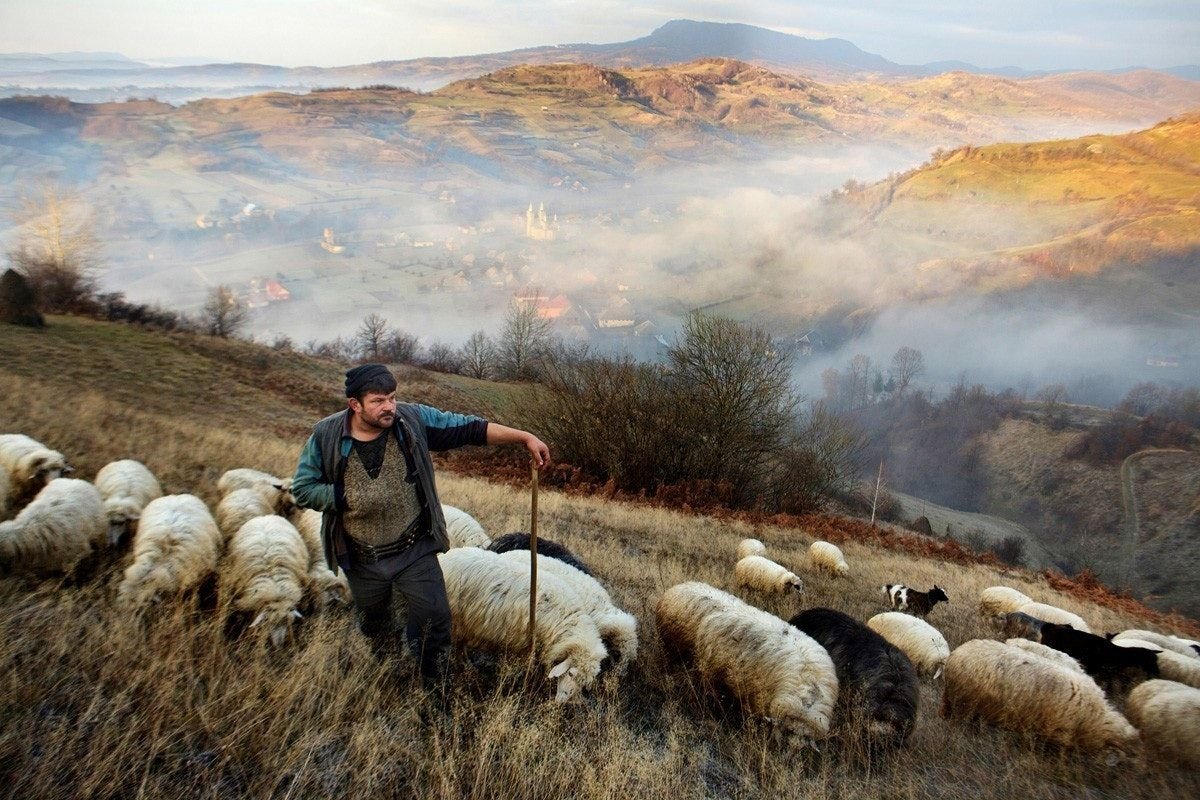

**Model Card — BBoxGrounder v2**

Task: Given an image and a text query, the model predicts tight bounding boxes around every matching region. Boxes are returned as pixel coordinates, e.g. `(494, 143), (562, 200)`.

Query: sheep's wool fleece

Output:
(656, 582), (838, 740)
(1126, 680), (1200, 768)
(942, 639), (1137, 754)
(224, 516), (308, 613)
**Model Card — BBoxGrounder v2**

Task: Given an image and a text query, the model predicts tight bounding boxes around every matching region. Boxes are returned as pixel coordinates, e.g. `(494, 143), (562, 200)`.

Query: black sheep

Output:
(1038, 622), (1160, 685)
(486, 532), (593, 576)
(883, 584), (949, 617)
(996, 611), (1045, 640)
(790, 608), (919, 744)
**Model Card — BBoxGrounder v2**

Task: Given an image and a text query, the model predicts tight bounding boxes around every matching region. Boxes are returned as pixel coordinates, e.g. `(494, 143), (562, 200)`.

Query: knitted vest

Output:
(342, 433), (422, 546)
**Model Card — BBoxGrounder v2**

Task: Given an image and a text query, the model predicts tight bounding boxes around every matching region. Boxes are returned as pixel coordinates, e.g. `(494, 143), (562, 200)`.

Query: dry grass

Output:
(3, 318), (1199, 798)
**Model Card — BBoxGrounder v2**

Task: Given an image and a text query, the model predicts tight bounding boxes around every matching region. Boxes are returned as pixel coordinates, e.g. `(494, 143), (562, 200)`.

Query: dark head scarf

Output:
(345, 363), (394, 397)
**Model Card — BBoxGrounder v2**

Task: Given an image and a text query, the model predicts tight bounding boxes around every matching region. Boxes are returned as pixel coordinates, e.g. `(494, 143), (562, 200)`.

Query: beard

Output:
(361, 410), (395, 429)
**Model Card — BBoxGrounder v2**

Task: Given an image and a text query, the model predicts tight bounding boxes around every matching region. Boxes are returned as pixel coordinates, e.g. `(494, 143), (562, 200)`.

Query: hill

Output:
(5, 21), (1200, 103)
(827, 113), (1200, 314)
(3, 316), (1199, 798)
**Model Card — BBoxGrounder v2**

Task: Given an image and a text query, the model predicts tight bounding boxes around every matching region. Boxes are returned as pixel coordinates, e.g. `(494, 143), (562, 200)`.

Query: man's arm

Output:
(486, 422), (551, 468)
(291, 434), (337, 511)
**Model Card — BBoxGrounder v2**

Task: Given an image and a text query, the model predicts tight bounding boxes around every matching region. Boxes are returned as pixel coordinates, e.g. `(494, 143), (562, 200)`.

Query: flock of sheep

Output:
(2, 432), (1200, 771)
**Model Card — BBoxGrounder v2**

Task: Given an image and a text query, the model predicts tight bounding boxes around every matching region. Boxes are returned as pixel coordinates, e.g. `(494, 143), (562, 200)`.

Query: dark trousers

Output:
(339, 538), (451, 680)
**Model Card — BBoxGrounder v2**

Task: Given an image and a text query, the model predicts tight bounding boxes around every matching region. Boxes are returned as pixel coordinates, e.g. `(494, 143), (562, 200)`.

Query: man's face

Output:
(350, 390), (397, 429)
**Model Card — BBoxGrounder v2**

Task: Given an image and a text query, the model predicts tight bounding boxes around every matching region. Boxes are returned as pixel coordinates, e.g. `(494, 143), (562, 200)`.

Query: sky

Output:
(1, 0), (1197, 71)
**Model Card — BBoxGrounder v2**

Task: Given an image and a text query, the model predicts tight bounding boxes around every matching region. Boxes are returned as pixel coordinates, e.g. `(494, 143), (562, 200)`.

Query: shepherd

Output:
(291, 363), (550, 687)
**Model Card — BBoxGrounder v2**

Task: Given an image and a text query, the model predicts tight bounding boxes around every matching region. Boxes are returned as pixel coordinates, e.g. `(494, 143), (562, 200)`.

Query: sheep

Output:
(978, 586), (1033, 617)
(736, 555), (803, 594)
(0, 478), (104, 574)
(1036, 622), (1159, 686)
(442, 504), (491, 549)
(0, 433), (72, 510)
(941, 639), (1139, 760)
(1113, 639), (1200, 689)
(438, 547), (608, 702)
(221, 516), (309, 647)
(497, 549), (638, 673)
(216, 484), (295, 541)
(487, 531), (593, 577)
(866, 612), (950, 679)
(790, 608), (919, 744)
(216, 468), (289, 496)
(1004, 637), (1087, 675)
(1125, 680), (1200, 768)
(737, 538), (767, 560)
(809, 540), (849, 576)
(882, 584), (949, 617)
(995, 611), (1045, 640)
(1111, 629), (1200, 661)
(655, 582), (838, 746)
(94, 459), (162, 547)
(117, 494), (221, 609)
(291, 508), (350, 610)
(1015, 600), (1091, 632)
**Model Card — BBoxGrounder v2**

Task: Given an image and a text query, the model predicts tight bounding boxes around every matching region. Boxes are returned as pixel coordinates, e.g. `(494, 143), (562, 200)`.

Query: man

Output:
(291, 363), (550, 685)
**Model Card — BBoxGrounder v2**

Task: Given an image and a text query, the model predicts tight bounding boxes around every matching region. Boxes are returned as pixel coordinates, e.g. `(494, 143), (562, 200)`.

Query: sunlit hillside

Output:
(1, 316), (1198, 798)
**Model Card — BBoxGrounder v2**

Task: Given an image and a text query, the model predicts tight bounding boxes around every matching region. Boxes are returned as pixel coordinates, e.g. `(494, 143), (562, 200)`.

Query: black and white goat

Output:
(883, 584), (949, 617)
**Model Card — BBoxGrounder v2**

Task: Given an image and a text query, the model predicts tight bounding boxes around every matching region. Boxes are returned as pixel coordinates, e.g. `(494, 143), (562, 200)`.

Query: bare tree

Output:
(458, 330), (495, 380)
(890, 346), (926, 396)
(821, 367), (842, 411)
(497, 294), (552, 380)
(421, 341), (461, 374)
(355, 313), (391, 361)
(1036, 383), (1070, 429)
(382, 329), (419, 364)
(7, 186), (100, 312)
(847, 354), (872, 410)
(202, 285), (248, 338)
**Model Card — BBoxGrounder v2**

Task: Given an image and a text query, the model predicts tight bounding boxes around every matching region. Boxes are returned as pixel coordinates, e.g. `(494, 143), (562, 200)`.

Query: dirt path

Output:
(1120, 448), (1189, 546)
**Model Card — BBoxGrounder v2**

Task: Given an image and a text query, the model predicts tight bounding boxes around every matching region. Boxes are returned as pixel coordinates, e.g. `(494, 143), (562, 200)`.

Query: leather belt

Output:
(347, 516), (426, 564)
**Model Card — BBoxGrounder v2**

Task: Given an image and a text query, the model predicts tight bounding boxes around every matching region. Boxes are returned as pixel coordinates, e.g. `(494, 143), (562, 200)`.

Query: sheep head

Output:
(250, 607), (303, 648)
(785, 575), (804, 593)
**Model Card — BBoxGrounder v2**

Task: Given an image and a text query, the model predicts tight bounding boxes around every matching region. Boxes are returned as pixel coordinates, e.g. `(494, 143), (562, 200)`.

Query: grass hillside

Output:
(3, 316), (1199, 798)
(835, 114), (1200, 301)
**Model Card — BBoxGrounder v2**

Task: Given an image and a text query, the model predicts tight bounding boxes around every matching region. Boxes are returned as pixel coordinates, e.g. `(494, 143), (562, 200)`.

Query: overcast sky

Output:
(2, 1), (1197, 71)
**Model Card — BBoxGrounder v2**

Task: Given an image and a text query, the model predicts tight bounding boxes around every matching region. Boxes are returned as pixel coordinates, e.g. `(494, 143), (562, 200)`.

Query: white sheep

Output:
(442, 504), (491, 549)
(0, 433), (71, 510)
(118, 494), (221, 609)
(94, 459), (162, 546)
(655, 582), (838, 746)
(867, 612), (950, 679)
(216, 468), (289, 496)
(1111, 629), (1200, 661)
(809, 540), (849, 576)
(977, 586), (1032, 617)
(291, 507), (350, 609)
(0, 478), (104, 573)
(735, 555), (803, 594)
(1125, 679), (1200, 768)
(941, 639), (1139, 759)
(0, 464), (10, 520)
(438, 547), (609, 702)
(1015, 601), (1091, 633)
(221, 515), (309, 647)
(216, 484), (295, 541)
(736, 538), (767, 560)
(497, 549), (638, 672)
(1004, 637), (1087, 675)
(1109, 635), (1200, 686)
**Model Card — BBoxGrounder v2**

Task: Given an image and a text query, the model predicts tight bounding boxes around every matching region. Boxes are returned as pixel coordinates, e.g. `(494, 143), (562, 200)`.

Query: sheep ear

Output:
(548, 659), (571, 679)
(249, 611), (268, 628)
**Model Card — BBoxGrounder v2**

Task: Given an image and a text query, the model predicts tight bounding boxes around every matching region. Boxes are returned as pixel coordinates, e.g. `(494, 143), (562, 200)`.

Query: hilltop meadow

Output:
(1, 316), (1198, 799)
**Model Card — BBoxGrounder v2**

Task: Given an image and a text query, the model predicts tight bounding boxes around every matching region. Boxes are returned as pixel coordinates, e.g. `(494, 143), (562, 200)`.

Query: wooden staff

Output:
(528, 460), (539, 660)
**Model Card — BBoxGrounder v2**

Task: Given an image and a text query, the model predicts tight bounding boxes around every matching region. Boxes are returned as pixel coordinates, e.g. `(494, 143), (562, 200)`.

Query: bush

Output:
(0, 268), (44, 327)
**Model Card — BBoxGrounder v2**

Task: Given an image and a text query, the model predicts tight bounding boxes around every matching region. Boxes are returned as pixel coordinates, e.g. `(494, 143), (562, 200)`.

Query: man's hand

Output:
(525, 434), (551, 469)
